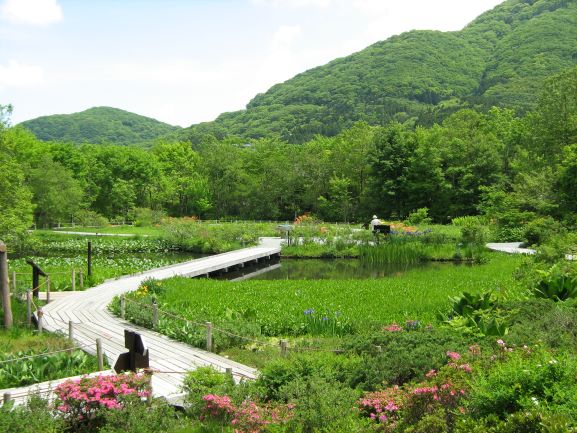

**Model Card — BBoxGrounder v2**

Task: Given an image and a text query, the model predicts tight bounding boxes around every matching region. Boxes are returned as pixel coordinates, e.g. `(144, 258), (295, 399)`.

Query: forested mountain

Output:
(19, 107), (180, 147)
(185, 0), (577, 143)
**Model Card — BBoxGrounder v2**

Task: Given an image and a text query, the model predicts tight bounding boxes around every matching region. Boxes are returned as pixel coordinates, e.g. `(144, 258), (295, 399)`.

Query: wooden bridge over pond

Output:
(1, 237), (282, 406)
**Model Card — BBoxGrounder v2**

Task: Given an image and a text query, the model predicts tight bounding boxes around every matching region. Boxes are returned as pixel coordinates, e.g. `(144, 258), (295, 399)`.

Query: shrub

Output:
(54, 372), (151, 431)
(131, 207), (166, 227)
(279, 376), (358, 433)
(182, 367), (235, 416)
(73, 210), (109, 227)
(523, 217), (561, 246)
(466, 349), (577, 419)
(0, 395), (64, 433)
(406, 208), (433, 225)
(452, 216), (489, 246)
(344, 328), (480, 388)
(532, 263), (577, 301)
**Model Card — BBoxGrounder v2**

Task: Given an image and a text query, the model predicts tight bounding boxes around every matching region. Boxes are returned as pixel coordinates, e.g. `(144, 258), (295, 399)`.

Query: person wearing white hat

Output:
(369, 215), (381, 232)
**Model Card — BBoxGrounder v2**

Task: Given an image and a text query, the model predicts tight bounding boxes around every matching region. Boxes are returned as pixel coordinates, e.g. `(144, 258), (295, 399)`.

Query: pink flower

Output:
(425, 369), (437, 378)
(446, 351), (461, 360)
(497, 339), (505, 346)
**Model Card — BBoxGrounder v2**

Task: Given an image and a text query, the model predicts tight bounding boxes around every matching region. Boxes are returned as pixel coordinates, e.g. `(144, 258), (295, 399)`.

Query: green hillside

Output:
(19, 107), (180, 147)
(185, 0), (577, 143)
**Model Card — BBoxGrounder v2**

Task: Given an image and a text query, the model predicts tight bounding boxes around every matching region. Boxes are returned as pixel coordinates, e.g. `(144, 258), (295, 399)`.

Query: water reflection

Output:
(241, 259), (448, 280)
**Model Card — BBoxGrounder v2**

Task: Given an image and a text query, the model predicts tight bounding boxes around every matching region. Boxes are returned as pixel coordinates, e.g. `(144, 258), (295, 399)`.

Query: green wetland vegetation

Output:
(2, 0), (577, 431)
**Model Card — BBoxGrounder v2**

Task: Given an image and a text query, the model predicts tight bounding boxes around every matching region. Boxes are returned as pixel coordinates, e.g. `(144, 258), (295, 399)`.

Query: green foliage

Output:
(452, 216), (490, 246)
(182, 367), (235, 416)
(344, 327), (478, 388)
(406, 208), (433, 225)
(183, 1), (577, 143)
(533, 263), (577, 301)
(443, 291), (509, 337)
(466, 349), (577, 420)
(113, 255), (522, 352)
(0, 348), (100, 388)
(20, 106), (180, 147)
(0, 395), (64, 433)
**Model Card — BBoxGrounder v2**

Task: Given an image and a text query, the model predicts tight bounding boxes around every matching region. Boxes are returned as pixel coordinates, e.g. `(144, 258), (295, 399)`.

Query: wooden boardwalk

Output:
(2, 238), (282, 406)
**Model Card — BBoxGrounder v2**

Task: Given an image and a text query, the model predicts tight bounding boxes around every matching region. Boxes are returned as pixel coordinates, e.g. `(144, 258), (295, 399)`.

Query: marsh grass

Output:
(112, 253), (524, 350)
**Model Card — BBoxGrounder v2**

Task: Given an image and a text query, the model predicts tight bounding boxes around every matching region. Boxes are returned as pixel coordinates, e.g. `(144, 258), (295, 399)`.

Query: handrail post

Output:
(120, 294), (126, 319)
(37, 309), (43, 334)
(206, 322), (213, 352)
(152, 301), (158, 330)
(96, 338), (104, 371)
(26, 290), (32, 325)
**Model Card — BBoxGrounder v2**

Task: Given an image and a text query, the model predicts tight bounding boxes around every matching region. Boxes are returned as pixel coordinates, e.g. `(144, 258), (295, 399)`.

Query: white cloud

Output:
(270, 25), (302, 51)
(251, 0), (331, 8)
(0, 59), (44, 90)
(0, 0), (63, 26)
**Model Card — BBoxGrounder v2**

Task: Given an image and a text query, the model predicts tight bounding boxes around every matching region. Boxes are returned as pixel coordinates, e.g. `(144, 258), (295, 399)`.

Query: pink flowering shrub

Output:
(359, 350), (473, 431)
(358, 386), (404, 431)
(201, 393), (294, 433)
(54, 373), (150, 430)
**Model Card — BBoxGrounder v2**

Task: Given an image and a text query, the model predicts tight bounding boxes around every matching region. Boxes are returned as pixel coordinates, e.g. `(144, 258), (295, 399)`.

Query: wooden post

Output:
(37, 309), (43, 334)
(3, 393), (11, 405)
(280, 340), (288, 358)
(120, 294), (126, 319)
(11, 270), (16, 292)
(225, 367), (233, 378)
(87, 241), (92, 277)
(79, 270), (84, 290)
(206, 322), (213, 352)
(46, 276), (51, 303)
(72, 269), (76, 291)
(0, 242), (13, 329)
(96, 338), (104, 371)
(69, 320), (74, 341)
(26, 290), (31, 325)
(152, 302), (158, 330)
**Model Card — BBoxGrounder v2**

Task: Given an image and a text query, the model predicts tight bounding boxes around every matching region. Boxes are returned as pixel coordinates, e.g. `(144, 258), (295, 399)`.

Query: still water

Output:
(224, 258), (463, 280)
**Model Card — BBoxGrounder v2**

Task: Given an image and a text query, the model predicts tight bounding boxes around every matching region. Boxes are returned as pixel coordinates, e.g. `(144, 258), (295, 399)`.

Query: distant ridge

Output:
(184, 0), (577, 143)
(19, 106), (180, 147)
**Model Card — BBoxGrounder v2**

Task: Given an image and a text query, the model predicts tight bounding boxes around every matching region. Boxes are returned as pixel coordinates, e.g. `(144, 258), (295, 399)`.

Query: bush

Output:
(0, 395), (64, 433)
(279, 376), (359, 433)
(73, 209), (109, 227)
(523, 216), (561, 246)
(406, 208), (433, 225)
(532, 263), (577, 301)
(343, 328), (480, 388)
(182, 367), (235, 416)
(452, 216), (490, 246)
(131, 207), (166, 227)
(466, 349), (577, 419)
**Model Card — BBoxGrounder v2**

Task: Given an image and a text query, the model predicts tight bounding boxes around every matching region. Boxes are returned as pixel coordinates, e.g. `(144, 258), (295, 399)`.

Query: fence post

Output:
(12, 270), (16, 292)
(225, 367), (233, 378)
(96, 338), (104, 371)
(3, 393), (11, 405)
(46, 276), (51, 303)
(79, 270), (84, 290)
(72, 269), (76, 291)
(0, 242), (12, 329)
(120, 294), (126, 319)
(37, 309), (43, 334)
(152, 301), (158, 330)
(26, 290), (32, 325)
(280, 340), (288, 358)
(69, 320), (74, 341)
(206, 322), (213, 352)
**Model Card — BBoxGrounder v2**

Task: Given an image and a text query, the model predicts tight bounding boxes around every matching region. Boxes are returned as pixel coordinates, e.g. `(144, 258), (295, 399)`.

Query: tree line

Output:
(1, 67), (576, 244)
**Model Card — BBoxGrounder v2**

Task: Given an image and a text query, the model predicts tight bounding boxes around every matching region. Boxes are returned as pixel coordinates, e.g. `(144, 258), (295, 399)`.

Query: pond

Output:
(221, 258), (470, 280)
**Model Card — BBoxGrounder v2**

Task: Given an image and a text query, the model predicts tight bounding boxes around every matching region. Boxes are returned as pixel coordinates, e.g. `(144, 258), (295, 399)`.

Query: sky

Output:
(0, 0), (504, 127)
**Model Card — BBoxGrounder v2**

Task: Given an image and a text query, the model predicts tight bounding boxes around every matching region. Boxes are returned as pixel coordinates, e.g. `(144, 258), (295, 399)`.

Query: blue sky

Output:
(0, 0), (504, 127)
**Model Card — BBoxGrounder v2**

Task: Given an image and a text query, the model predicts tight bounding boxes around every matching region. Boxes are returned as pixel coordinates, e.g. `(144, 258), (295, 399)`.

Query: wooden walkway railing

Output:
(1, 238), (282, 406)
